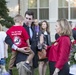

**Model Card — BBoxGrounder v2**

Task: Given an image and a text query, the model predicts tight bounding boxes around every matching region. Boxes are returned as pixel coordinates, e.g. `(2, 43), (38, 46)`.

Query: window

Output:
(28, 0), (49, 20)
(28, 0), (37, 19)
(58, 0), (68, 19)
(70, 0), (76, 19)
(58, 0), (76, 20)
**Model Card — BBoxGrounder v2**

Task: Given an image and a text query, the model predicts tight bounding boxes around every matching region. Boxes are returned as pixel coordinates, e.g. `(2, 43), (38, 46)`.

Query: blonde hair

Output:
(0, 24), (3, 31)
(57, 19), (72, 36)
(14, 14), (24, 23)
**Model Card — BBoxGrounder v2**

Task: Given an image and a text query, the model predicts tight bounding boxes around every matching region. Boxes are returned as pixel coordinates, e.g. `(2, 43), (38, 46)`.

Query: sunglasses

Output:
(26, 17), (32, 20)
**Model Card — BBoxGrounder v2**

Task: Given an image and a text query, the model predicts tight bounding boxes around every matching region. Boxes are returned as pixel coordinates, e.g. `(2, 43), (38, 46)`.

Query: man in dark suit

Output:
(5, 10), (38, 75)
(23, 10), (38, 69)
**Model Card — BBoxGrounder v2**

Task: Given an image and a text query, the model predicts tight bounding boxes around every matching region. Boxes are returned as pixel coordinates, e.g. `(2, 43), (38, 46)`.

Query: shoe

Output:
(23, 63), (31, 72)
(8, 69), (13, 75)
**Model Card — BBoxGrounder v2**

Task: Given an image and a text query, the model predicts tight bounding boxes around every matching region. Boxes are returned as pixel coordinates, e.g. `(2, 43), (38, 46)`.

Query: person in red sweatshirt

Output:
(46, 19), (72, 75)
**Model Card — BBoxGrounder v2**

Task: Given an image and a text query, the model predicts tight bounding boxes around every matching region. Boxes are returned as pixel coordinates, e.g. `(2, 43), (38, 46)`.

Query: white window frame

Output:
(28, 0), (50, 22)
(58, 0), (76, 22)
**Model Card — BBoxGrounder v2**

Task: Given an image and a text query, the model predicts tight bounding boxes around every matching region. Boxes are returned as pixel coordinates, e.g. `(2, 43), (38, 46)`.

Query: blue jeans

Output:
(0, 58), (6, 65)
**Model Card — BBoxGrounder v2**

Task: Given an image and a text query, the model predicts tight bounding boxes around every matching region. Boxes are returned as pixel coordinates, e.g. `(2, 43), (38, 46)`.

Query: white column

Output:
(49, 0), (58, 22)
(68, 0), (70, 20)
(49, 0), (58, 42)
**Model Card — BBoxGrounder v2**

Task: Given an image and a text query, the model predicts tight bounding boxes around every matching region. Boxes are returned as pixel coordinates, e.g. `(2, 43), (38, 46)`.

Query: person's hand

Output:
(44, 44), (47, 49)
(53, 68), (60, 75)
(17, 47), (27, 51)
(17, 47), (31, 54)
(40, 34), (44, 44)
(26, 46), (31, 50)
(53, 72), (58, 75)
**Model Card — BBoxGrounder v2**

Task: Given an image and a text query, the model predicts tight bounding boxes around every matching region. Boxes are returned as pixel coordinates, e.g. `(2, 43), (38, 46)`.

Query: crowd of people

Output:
(0, 10), (76, 75)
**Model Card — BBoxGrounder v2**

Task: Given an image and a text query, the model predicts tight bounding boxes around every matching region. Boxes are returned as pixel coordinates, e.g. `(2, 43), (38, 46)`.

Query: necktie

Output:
(29, 27), (33, 38)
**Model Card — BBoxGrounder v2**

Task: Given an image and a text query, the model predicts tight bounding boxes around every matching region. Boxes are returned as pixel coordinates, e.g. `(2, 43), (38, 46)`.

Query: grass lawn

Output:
(6, 53), (50, 75)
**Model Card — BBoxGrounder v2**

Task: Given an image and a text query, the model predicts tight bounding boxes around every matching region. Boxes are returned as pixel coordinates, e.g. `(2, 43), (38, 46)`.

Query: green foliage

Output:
(0, 16), (14, 28)
(70, 45), (76, 65)
(0, 0), (9, 18)
(0, 0), (14, 28)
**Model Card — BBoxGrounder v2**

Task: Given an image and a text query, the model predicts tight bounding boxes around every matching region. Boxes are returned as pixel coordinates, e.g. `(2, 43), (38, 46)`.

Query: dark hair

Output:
(25, 10), (34, 18)
(40, 20), (50, 34)
(69, 21), (72, 24)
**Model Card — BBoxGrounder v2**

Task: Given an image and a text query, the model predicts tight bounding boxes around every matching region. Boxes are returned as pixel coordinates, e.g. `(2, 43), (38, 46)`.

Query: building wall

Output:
(6, 0), (76, 42)
(6, 0), (58, 42)
(6, 0), (18, 17)
(49, 0), (58, 41)
(19, 0), (28, 17)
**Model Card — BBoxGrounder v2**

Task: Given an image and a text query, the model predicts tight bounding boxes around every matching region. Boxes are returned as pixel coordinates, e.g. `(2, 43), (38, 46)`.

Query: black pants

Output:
(49, 61), (69, 75)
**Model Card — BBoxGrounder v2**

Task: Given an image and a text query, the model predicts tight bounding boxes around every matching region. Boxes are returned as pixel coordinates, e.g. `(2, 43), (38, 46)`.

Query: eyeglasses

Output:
(26, 17), (32, 20)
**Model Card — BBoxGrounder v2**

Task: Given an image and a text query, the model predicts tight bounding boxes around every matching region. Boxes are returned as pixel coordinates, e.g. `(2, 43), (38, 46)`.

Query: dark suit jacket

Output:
(23, 23), (39, 68)
(72, 29), (76, 40)
(5, 23), (38, 68)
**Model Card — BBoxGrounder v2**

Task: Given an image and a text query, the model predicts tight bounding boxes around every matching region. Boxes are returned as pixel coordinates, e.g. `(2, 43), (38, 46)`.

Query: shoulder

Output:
(59, 36), (70, 43)
(20, 26), (24, 28)
(21, 26), (27, 32)
(47, 32), (50, 35)
(17, 26), (25, 30)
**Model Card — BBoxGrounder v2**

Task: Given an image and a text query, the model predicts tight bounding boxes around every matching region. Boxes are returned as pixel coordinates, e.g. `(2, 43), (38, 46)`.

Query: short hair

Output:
(14, 14), (24, 23)
(0, 24), (3, 31)
(57, 19), (72, 36)
(25, 10), (34, 18)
